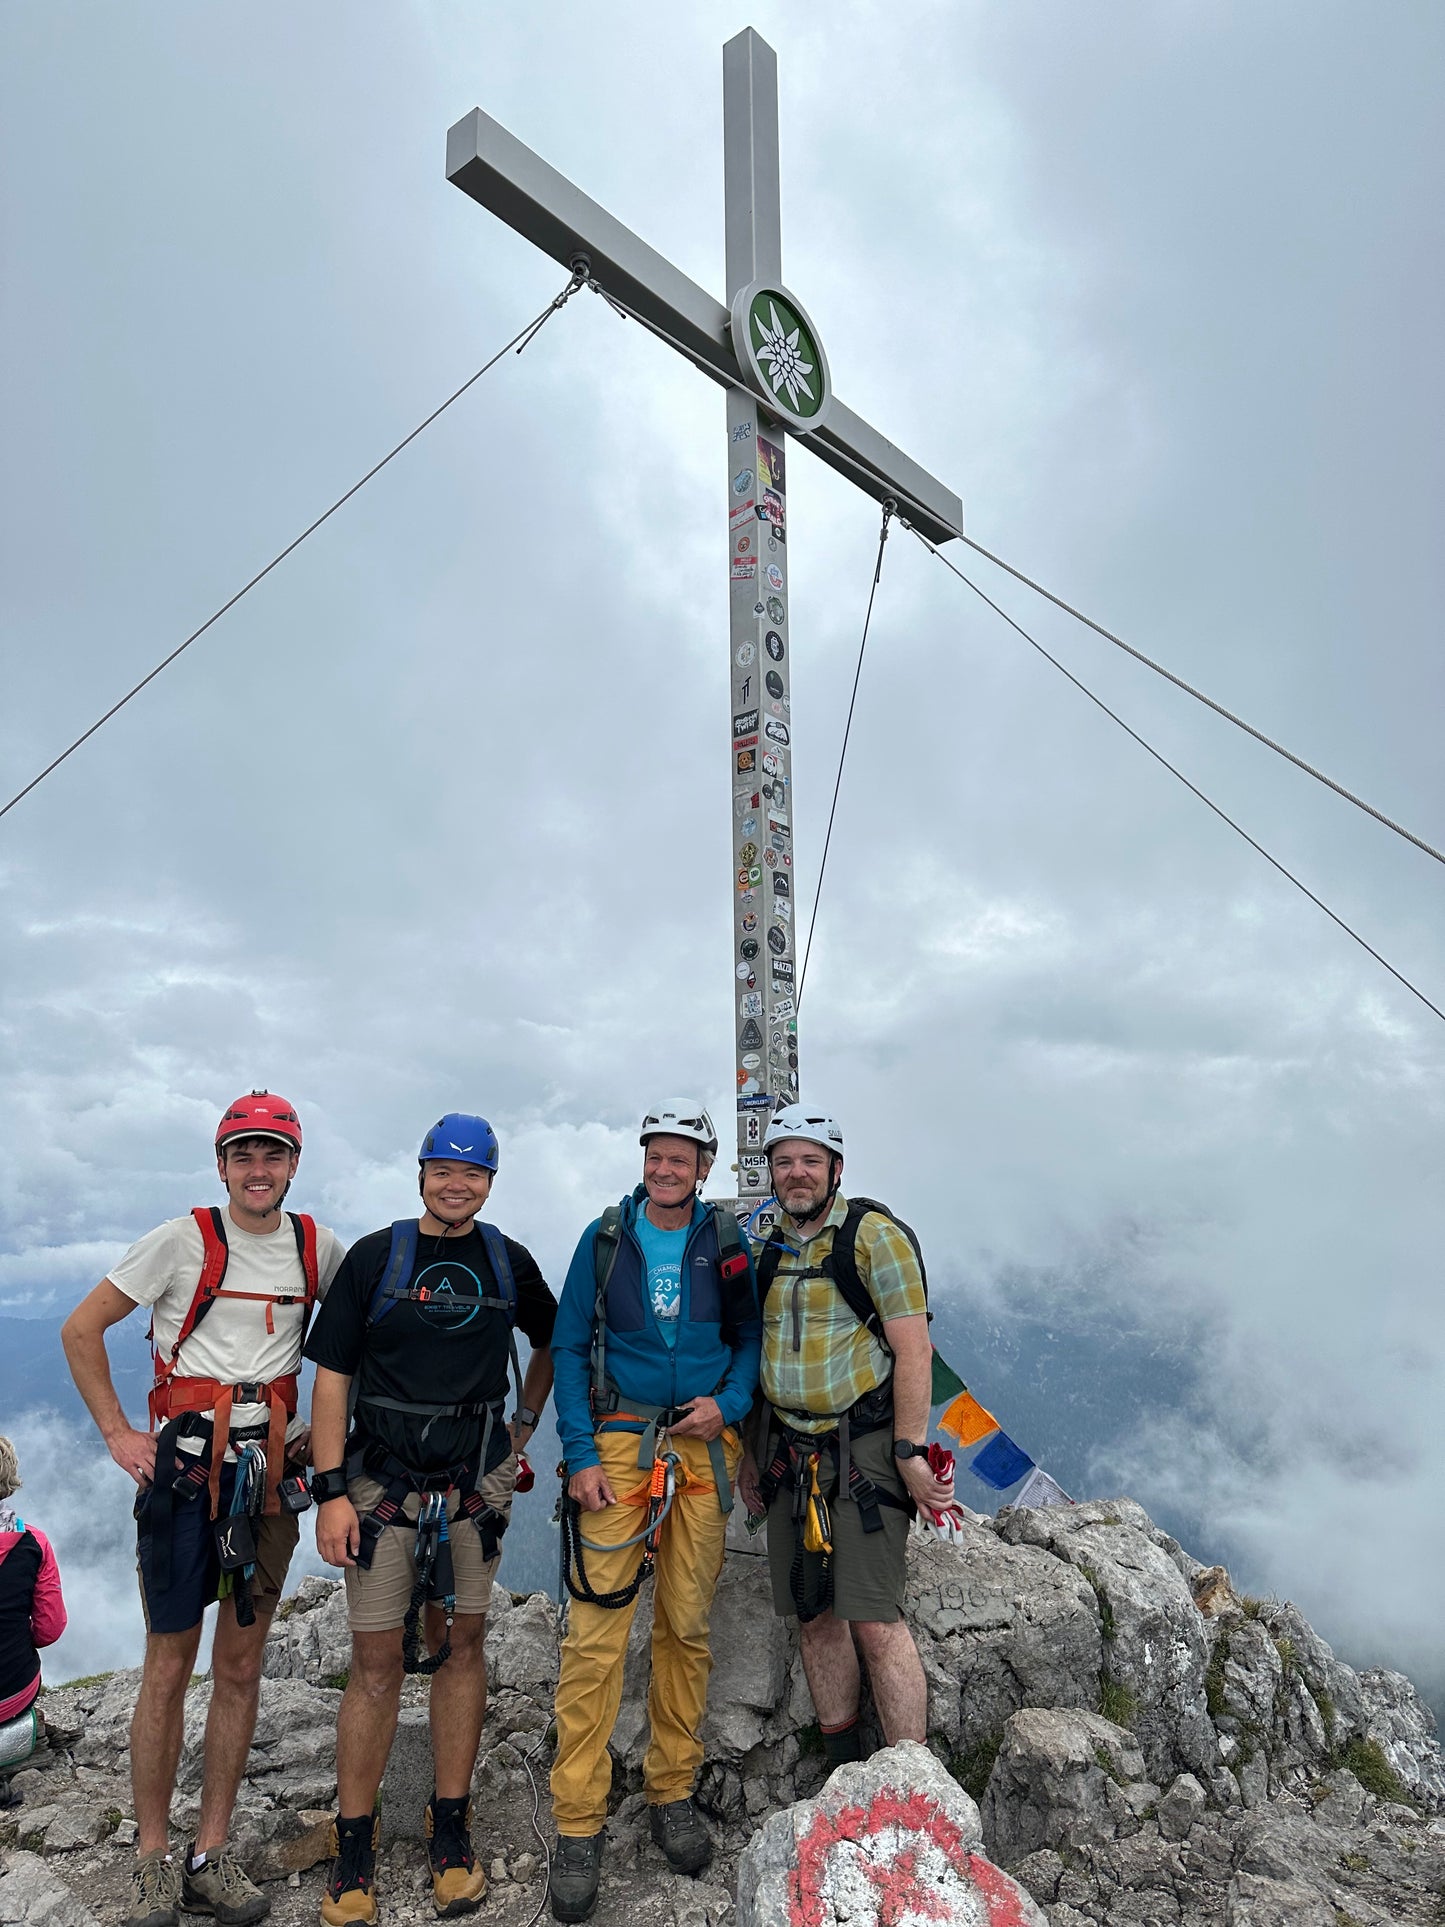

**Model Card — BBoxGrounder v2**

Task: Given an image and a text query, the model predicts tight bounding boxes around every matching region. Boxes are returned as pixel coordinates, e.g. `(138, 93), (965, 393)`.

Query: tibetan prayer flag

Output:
(930, 1349), (967, 1405)
(969, 1430), (1035, 1491)
(936, 1389), (999, 1448)
(1013, 1466), (1073, 1509)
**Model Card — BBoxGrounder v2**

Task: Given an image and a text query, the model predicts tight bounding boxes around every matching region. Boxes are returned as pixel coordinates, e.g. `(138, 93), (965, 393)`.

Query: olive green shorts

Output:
(764, 1422), (912, 1624)
(343, 1455), (517, 1632)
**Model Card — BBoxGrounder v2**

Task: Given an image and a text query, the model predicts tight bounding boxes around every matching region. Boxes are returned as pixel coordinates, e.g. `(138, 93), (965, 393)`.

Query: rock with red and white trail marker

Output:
(734, 1739), (1046, 1927)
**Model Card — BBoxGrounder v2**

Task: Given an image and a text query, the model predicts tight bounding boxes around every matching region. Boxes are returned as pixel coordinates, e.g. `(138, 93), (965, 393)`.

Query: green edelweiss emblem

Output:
(730, 280), (832, 432)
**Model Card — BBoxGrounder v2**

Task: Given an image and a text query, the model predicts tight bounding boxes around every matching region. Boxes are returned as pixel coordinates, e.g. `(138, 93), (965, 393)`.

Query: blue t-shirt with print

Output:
(634, 1210), (689, 1349)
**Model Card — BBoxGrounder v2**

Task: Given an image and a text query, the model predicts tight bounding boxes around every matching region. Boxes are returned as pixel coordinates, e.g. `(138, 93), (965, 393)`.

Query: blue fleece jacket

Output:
(552, 1190), (761, 1472)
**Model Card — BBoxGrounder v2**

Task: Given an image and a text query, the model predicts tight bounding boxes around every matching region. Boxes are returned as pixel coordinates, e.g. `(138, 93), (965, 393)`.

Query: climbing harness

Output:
(214, 1440), (268, 1628)
(348, 1431), (512, 1675)
(558, 1445), (681, 1612)
(147, 1205), (320, 1533)
(401, 1490), (455, 1677)
(755, 1413), (914, 1622)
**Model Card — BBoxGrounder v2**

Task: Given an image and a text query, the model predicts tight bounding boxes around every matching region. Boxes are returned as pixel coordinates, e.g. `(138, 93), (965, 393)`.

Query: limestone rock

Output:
(0, 1851), (99, 1927)
(997, 1501), (1216, 1785)
(736, 1739), (1046, 1927)
(1155, 1772), (1206, 1841)
(981, 1707), (1146, 1866)
(485, 1592), (559, 1693)
(262, 1574), (352, 1684)
(1357, 1666), (1445, 1806)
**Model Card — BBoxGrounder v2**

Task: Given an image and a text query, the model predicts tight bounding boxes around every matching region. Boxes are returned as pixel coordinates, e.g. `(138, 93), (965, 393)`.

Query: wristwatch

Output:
(513, 1407), (540, 1429)
(310, 1467), (349, 1504)
(892, 1439), (929, 1461)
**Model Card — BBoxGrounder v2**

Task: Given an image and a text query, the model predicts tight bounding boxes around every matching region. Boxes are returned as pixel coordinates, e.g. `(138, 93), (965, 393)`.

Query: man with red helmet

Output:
(63, 1093), (345, 1927)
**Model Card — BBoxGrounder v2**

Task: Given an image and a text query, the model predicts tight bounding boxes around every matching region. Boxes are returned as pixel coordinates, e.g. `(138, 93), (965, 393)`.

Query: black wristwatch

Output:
(892, 1439), (929, 1461)
(310, 1467), (349, 1504)
(513, 1406), (539, 1429)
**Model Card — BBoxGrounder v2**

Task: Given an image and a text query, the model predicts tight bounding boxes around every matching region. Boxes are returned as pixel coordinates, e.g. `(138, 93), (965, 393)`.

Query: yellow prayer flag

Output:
(937, 1388), (999, 1447)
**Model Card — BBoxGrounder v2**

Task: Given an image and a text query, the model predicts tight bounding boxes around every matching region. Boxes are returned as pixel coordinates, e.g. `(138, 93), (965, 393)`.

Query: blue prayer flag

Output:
(969, 1430), (1035, 1491)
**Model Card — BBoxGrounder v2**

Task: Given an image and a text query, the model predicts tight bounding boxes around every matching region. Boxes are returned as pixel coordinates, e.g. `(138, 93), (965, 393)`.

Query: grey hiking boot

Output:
(648, 1798), (712, 1875)
(548, 1832), (603, 1923)
(179, 1843), (269, 1925)
(124, 1850), (182, 1927)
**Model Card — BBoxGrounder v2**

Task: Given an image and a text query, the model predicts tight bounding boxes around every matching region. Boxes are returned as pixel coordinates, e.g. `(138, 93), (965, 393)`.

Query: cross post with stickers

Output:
(728, 392), (796, 1227)
(446, 27), (962, 1236)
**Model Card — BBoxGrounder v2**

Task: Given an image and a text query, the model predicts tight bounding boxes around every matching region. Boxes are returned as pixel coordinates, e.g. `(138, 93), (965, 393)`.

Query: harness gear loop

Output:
(558, 1447), (682, 1610)
(401, 1490), (455, 1676)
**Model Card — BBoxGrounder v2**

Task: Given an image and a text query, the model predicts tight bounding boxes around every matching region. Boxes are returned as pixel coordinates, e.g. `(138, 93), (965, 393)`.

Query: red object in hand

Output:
(513, 1452), (535, 1493)
(926, 1442), (956, 1484)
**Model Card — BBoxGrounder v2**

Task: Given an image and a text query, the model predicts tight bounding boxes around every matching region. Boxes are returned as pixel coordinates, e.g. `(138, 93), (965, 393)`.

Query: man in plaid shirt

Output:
(740, 1107), (952, 1767)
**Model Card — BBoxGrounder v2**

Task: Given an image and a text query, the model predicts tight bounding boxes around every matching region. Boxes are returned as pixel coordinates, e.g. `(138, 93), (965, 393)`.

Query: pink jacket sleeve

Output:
(26, 1527), (67, 1649)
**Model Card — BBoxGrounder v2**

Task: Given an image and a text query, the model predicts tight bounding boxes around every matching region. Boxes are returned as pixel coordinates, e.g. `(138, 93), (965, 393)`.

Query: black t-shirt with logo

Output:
(304, 1221), (557, 1474)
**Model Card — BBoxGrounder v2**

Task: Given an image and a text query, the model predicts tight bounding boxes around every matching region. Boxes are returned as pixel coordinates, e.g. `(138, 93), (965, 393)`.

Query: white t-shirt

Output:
(110, 1210), (345, 1453)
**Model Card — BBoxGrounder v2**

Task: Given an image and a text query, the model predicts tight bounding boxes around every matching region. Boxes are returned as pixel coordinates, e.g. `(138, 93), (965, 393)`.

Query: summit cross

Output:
(446, 28), (962, 1226)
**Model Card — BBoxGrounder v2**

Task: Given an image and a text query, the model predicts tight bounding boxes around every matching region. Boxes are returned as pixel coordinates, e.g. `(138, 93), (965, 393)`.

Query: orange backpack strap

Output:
(148, 1208), (229, 1427)
(288, 1212), (321, 1309)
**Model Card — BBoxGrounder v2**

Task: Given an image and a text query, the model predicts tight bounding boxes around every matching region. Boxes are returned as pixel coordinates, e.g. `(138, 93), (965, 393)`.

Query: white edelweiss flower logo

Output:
(753, 301), (816, 412)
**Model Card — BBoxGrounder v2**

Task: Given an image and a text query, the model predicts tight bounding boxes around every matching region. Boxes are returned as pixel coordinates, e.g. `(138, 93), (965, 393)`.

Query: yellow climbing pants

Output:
(550, 1425), (741, 1836)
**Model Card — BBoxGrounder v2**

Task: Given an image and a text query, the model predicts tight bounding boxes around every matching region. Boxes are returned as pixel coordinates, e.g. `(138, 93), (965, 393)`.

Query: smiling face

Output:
(768, 1140), (838, 1225)
(420, 1158), (494, 1230)
(219, 1136), (300, 1227)
(643, 1134), (710, 1215)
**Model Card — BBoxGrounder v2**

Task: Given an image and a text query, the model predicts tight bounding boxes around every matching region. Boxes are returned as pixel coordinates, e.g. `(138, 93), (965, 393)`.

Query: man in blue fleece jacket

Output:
(547, 1103), (759, 1923)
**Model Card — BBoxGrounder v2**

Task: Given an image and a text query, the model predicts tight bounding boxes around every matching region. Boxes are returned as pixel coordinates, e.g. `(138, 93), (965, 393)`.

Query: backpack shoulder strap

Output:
(590, 1204), (625, 1399)
(288, 1212), (321, 1302)
(710, 1203), (749, 1279)
(476, 1223), (518, 1319)
(367, 1220), (419, 1329)
(755, 1224), (788, 1304)
(169, 1206), (230, 1362)
(826, 1197), (930, 1344)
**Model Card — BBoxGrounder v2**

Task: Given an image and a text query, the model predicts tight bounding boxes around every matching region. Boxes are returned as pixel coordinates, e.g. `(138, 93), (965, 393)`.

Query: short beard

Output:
(779, 1182), (828, 1224)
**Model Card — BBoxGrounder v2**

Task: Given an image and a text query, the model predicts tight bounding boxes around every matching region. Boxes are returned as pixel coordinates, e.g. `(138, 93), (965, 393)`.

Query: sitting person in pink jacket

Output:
(0, 1435), (68, 1804)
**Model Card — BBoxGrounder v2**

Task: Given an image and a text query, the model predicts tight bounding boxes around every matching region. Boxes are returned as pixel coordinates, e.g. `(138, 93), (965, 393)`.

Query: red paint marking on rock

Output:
(786, 1786), (974, 1926)
(966, 1851), (1034, 1927)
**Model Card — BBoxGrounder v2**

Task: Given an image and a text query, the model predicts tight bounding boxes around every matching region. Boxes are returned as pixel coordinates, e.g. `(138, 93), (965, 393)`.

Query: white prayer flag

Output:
(1013, 1467), (1073, 1509)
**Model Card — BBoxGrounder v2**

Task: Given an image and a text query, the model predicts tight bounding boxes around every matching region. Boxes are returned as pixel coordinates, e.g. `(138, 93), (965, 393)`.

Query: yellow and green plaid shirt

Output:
(755, 1194), (927, 1434)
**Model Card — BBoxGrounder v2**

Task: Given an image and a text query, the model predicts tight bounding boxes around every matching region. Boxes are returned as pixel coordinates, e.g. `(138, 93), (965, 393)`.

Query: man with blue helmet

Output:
(305, 1114), (556, 1926)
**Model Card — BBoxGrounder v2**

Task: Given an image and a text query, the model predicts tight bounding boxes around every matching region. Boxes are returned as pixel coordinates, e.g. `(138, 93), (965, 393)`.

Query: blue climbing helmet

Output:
(418, 1113), (500, 1172)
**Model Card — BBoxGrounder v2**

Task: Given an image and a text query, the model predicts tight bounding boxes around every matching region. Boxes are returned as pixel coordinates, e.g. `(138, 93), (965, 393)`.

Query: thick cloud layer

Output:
(2, 4), (1440, 1702)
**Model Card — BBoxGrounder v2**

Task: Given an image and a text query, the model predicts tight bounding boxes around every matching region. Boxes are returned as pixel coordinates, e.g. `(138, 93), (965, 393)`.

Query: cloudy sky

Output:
(3, 4), (1441, 1700)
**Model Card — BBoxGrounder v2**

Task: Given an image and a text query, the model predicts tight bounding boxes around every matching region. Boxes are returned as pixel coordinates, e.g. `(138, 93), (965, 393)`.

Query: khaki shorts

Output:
(343, 1455), (518, 1632)
(765, 1422), (912, 1623)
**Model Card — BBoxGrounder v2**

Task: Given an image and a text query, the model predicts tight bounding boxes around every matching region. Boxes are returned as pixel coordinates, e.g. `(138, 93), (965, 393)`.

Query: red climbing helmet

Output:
(215, 1091), (303, 1155)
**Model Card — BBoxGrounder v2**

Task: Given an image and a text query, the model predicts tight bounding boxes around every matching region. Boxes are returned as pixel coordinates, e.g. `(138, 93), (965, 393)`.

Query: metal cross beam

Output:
(446, 30), (962, 1223)
(445, 42), (962, 548)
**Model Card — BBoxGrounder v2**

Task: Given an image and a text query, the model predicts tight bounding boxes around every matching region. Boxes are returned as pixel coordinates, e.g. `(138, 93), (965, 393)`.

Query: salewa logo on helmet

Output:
(448, 1140), (473, 1154)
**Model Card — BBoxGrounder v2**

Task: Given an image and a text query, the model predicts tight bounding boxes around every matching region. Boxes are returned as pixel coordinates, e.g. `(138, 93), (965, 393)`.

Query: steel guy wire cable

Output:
(910, 526), (1445, 1026)
(577, 268), (1442, 869)
(797, 502), (893, 1011)
(0, 270), (587, 825)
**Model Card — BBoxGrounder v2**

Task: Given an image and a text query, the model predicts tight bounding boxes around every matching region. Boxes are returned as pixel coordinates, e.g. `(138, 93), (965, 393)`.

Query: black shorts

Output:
(135, 1461), (299, 1637)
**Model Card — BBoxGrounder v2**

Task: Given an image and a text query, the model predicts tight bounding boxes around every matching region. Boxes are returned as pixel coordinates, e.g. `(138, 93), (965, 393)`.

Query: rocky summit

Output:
(1, 1497), (1442, 1925)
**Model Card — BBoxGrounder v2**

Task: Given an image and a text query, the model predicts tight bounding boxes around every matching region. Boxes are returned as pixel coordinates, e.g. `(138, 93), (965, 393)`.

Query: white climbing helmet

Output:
(763, 1105), (845, 1159)
(639, 1102), (718, 1159)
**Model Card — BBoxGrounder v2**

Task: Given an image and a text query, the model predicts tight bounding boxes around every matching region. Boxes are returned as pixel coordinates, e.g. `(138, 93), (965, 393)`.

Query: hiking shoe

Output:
(179, 1844), (269, 1925)
(648, 1798), (712, 1875)
(320, 1815), (380, 1927)
(424, 1796), (486, 1917)
(124, 1850), (182, 1927)
(548, 1833), (603, 1923)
